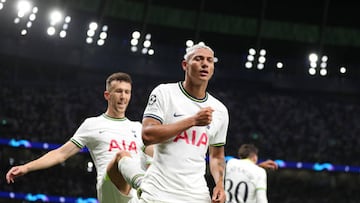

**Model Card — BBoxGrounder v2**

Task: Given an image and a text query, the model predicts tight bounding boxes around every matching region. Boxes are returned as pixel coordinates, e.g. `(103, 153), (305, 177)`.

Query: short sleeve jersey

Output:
(70, 114), (143, 192)
(225, 159), (268, 203)
(140, 82), (229, 202)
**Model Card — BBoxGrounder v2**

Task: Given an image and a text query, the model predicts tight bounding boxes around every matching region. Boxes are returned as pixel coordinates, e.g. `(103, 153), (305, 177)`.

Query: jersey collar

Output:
(102, 113), (127, 121)
(178, 81), (208, 103)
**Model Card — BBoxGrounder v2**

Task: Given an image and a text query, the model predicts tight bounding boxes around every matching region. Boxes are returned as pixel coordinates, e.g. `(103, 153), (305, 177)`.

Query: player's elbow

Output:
(142, 132), (154, 146)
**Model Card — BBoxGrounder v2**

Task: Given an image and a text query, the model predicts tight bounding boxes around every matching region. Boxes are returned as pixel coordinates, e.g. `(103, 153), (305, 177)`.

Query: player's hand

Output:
(194, 107), (214, 126)
(258, 159), (278, 170)
(6, 165), (28, 184)
(212, 184), (226, 203)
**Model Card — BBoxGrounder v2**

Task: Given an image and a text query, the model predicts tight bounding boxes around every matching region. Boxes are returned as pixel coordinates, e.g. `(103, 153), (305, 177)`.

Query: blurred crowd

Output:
(1, 75), (359, 202)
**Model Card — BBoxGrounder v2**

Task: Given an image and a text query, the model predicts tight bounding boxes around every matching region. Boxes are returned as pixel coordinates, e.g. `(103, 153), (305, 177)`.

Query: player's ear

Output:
(181, 60), (188, 71)
(104, 90), (110, 100)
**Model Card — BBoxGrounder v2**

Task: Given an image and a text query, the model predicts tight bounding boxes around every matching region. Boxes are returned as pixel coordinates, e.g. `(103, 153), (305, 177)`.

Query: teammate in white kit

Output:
(139, 43), (229, 202)
(225, 144), (268, 203)
(6, 72), (148, 203)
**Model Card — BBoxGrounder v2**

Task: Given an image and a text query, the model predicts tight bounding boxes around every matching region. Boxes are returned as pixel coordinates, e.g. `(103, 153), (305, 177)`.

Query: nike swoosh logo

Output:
(99, 130), (105, 134)
(173, 113), (184, 117)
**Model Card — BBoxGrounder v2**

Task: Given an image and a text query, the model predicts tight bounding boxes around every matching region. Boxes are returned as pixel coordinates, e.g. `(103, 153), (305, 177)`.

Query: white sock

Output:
(118, 156), (145, 189)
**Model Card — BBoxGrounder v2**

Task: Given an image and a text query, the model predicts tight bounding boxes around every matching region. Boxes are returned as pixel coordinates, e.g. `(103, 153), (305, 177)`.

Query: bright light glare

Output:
(89, 22), (98, 30)
(59, 30), (66, 38)
(86, 37), (93, 44)
(186, 40), (194, 47)
(309, 53), (318, 62)
(276, 62), (283, 69)
(132, 31), (140, 39)
(87, 29), (95, 37)
(340, 66), (346, 74)
(97, 39), (105, 46)
(130, 38), (138, 46)
(258, 56), (266, 63)
(131, 46), (137, 52)
(32, 6), (38, 13)
(320, 68), (327, 76)
(257, 63), (264, 70)
(143, 40), (151, 48)
(259, 49), (266, 56)
(14, 18), (20, 24)
(64, 16), (71, 23)
(17, 1), (31, 15)
(141, 48), (148, 54)
(47, 26), (56, 35)
(245, 61), (252, 69)
(249, 48), (256, 55)
(29, 13), (36, 21)
(99, 32), (107, 39)
(247, 55), (254, 62)
(308, 68), (316, 75)
(50, 10), (63, 25)
(20, 29), (27, 35)
(26, 21), (32, 28)
(148, 49), (154, 55)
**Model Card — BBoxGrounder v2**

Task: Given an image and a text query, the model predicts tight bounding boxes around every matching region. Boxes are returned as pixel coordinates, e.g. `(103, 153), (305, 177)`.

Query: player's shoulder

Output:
(81, 114), (103, 124)
(155, 82), (178, 91)
(207, 93), (228, 112)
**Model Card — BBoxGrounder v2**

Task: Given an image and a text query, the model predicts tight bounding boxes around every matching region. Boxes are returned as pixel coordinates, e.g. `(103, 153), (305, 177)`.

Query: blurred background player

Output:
(225, 144), (271, 203)
(6, 72), (149, 203)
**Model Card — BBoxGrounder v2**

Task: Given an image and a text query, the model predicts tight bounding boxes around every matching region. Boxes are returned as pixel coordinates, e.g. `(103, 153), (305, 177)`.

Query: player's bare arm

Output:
(210, 145), (226, 203)
(142, 107), (214, 145)
(6, 141), (80, 183)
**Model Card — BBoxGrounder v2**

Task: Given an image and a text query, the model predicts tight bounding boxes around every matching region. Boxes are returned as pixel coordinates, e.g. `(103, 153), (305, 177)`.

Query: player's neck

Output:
(182, 81), (207, 99)
(105, 109), (125, 119)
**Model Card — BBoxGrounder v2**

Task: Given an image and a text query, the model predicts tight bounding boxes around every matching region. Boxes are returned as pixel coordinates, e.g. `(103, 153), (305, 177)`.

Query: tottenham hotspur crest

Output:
(148, 94), (157, 105)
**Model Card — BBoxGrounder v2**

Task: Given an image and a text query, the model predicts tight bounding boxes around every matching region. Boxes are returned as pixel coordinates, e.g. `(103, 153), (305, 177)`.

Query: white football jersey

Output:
(70, 114), (144, 202)
(140, 82), (229, 202)
(225, 159), (268, 203)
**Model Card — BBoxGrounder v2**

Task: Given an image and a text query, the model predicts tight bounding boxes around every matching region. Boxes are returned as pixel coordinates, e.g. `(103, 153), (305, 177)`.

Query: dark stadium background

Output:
(1, 0), (360, 202)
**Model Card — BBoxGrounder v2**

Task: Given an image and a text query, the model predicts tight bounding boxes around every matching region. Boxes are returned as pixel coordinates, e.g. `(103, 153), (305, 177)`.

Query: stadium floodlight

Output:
(29, 13), (36, 21)
(14, 1), (38, 36)
(308, 53), (329, 76)
(308, 67), (316, 75)
(245, 61), (253, 69)
(20, 29), (27, 35)
(249, 48), (256, 55)
(46, 9), (71, 38)
(99, 32), (107, 40)
(320, 68), (327, 76)
(59, 30), (66, 38)
(143, 40), (151, 48)
(148, 49), (154, 55)
(259, 49), (266, 56)
(186, 40), (194, 48)
(86, 23), (108, 46)
(47, 26), (56, 36)
(245, 48), (266, 70)
(308, 53), (318, 62)
(97, 39), (105, 46)
(130, 31), (154, 55)
(17, 1), (31, 18)
(276, 62), (284, 69)
(132, 31), (140, 39)
(49, 10), (63, 25)
(257, 63), (264, 70)
(340, 66), (346, 74)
